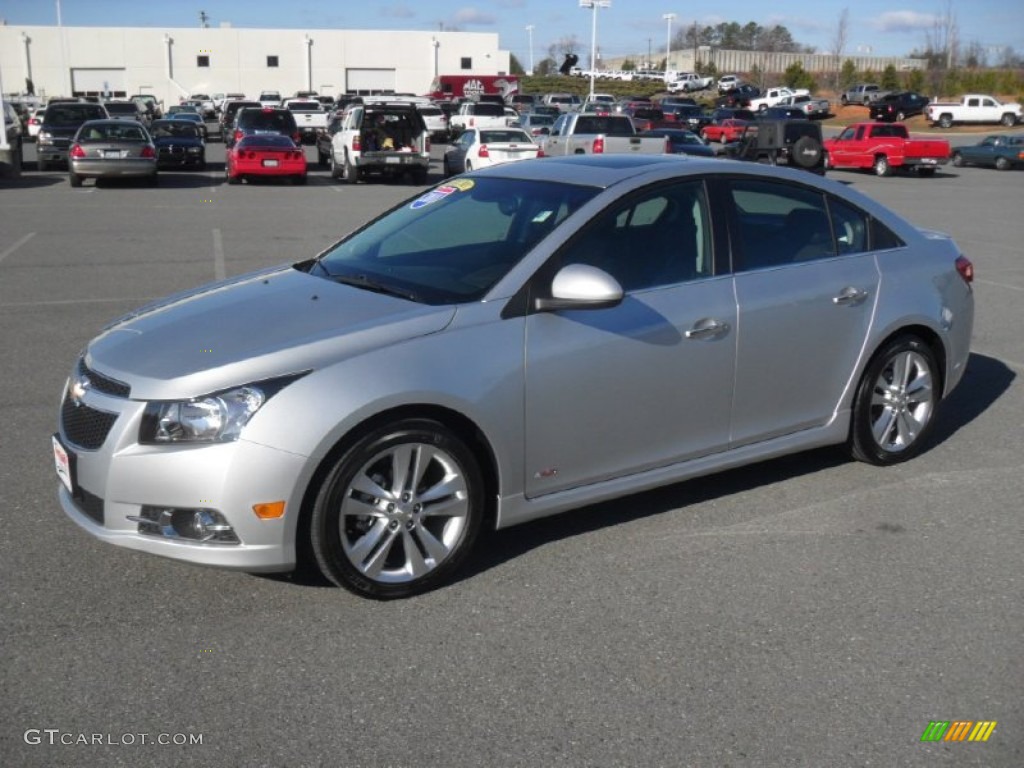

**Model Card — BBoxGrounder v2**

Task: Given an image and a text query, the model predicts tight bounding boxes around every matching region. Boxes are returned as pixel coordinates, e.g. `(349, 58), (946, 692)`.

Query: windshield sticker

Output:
(448, 179), (475, 191)
(410, 184), (460, 210)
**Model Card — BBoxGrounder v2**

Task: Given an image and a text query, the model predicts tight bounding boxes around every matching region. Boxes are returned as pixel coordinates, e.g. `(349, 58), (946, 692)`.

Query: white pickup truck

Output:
(667, 73), (714, 93)
(748, 87), (810, 112)
(448, 102), (513, 138)
(539, 113), (668, 156)
(329, 101), (430, 184)
(925, 94), (1022, 128)
(283, 99), (328, 144)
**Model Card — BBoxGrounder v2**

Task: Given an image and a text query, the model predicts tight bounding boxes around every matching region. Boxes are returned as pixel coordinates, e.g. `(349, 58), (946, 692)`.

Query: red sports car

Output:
(225, 134), (307, 184)
(701, 119), (749, 143)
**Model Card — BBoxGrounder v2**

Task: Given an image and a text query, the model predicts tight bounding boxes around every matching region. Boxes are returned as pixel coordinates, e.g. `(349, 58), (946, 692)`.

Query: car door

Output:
(719, 176), (879, 447)
(523, 180), (736, 497)
(828, 125), (863, 166)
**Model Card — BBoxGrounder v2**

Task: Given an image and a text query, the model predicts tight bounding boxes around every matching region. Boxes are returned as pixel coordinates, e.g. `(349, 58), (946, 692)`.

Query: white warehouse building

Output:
(0, 23), (512, 105)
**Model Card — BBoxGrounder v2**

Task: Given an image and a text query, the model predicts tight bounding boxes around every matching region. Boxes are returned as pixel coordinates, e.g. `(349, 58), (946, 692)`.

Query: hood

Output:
(86, 266), (456, 400)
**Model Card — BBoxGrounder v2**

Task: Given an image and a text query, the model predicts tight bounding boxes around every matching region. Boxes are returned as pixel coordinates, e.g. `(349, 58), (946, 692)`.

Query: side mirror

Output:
(534, 264), (624, 312)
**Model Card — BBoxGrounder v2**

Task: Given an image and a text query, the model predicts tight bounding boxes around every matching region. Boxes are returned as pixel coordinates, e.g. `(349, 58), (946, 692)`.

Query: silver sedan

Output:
(54, 156), (974, 598)
(68, 119), (158, 187)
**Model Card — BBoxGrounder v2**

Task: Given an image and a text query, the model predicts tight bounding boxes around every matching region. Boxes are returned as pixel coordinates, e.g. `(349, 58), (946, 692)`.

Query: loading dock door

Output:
(345, 69), (396, 95)
(71, 68), (127, 97)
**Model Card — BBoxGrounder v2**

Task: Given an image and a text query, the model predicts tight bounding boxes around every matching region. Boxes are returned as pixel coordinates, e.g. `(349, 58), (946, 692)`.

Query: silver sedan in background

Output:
(68, 119), (158, 187)
(54, 156), (974, 598)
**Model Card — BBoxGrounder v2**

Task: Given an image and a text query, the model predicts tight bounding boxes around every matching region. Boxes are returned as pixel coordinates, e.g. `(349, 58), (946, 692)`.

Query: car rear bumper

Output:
(70, 159), (158, 177)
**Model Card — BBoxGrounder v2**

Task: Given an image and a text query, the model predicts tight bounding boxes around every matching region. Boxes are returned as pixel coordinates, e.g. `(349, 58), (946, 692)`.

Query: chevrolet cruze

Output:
(54, 155), (974, 598)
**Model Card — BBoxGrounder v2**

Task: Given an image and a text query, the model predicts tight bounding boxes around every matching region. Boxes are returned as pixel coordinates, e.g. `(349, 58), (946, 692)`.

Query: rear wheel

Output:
(68, 172), (82, 188)
(310, 419), (486, 599)
(341, 152), (358, 184)
(917, 167), (935, 177)
(293, 174), (307, 185)
(938, 114), (953, 129)
(995, 156), (1011, 171)
(873, 154), (891, 177)
(848, 336), (939, 465)
(952, 152), (964, 167)
(329, 152), (341, 179)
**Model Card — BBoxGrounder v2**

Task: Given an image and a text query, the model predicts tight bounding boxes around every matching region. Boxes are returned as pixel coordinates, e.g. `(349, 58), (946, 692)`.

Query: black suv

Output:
(226, 107), (299, 149)
(868, 92), (931, 122)
(37, 101), (110, 170)
(726, 119), (826, 175)
(220, 100), (262, 142)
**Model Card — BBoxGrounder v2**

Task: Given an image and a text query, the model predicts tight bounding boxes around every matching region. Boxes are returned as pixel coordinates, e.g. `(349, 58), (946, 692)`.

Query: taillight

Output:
(955, 255), (974, 284)
(141, 145), (156, 158)
(592, 136), (605, 154)
(537, 147), (546, 158)
(478, 144), (489, 158)
(292, 132), (301, 144)
(70, 144), (86, 159)
(352, 134), (361, 151)
(234, 129), (243, 143)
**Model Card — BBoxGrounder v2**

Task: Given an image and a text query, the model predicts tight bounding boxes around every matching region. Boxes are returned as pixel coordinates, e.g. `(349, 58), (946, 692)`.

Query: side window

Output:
(982, 98), (996, 107)
(559, 181), (712, 291)
(727, 179), (834, 271)
(870, 217), (905, 251)
(826, 196), (869, 255)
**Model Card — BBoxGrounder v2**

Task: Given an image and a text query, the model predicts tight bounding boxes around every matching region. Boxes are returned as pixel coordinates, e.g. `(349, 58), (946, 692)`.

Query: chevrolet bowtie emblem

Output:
(70, 374), (90, 406)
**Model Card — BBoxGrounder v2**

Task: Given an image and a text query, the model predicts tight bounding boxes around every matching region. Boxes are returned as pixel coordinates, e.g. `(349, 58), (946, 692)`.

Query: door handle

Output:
(685, 319), (730, 339)
(832, 286), (869, 305)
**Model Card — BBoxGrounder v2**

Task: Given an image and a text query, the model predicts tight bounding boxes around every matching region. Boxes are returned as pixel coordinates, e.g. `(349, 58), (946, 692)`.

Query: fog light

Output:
(129, 506), (240, 545)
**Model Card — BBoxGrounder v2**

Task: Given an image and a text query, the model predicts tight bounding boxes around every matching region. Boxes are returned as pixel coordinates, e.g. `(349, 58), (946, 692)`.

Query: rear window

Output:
(238, 109), (297, 131)
(237, 134), (296, 149)
(470, 103), (505, 117)
(574, 116), (635, 136)
(479, 130), (532, 143)
(285, 101), (322, 112)
(105, 103), (138, 115)
(79, 123), (148, 142)
(45, 105), (108, 126)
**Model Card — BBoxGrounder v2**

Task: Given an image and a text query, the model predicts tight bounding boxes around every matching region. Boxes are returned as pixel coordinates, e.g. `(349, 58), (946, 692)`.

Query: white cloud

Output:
(452, 8), (497, 26)
(873, 11), (941, 34)
(378, 5), (416, 19)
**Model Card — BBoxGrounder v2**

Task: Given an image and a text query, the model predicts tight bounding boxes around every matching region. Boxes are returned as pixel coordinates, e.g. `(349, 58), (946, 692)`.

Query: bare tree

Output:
(830, 8), (849, 89)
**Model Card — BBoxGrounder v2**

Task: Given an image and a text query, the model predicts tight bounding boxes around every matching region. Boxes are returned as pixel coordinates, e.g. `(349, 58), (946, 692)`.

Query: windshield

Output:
(313, 178), (599, 304)
(45, 105), (108, 126)
(151, 121), (200, 138)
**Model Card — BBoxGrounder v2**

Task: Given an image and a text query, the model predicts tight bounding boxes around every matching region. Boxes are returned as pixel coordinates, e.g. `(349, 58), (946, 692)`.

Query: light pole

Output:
(579, 0), (610, 101)
(663, 13), (676, 79)
(525, 25), (535, 75)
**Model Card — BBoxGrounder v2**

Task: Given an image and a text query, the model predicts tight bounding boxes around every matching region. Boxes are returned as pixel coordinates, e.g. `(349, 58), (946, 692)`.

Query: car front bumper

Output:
(55, 381), (308, 572)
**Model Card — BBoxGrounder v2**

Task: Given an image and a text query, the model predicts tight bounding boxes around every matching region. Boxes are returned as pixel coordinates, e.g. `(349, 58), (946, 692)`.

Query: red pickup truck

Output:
(823, 122), (950, 176)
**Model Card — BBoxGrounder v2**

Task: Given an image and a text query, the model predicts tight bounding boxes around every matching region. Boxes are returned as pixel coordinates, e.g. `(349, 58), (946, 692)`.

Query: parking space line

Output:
(0, 296), (158, 308)
(976, 278), (1024, 292)
(0, 232), (36, 265)
(212, 228), (226, 280)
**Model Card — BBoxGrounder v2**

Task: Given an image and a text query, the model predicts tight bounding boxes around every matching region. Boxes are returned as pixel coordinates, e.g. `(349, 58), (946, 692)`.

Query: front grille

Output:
(61, 397), (118, 450)
(73, 487), (105, 525)
(78, 358), (130, 397)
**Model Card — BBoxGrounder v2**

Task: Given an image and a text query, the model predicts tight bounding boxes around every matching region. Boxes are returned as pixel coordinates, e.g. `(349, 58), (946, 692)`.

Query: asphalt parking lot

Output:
(1, 137), (1022, 768)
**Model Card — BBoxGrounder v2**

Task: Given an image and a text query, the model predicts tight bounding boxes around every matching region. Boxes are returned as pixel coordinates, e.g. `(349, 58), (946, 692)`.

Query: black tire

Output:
(873, 154), (891, 177)
(442, 158), (451, 178)
(840, 96), (849, 107)
(329, 152), (341, 179)
(848, 335), (940, 466)
(310, 419), (486, 599)
(410, 167), (428, 185)
(227, 171), (240, 185)
(896, 111), (906, 122)
(317, 149), (328, 167)
(938, 114), (953, 129)
(341, 152), (358, 184)
(1000, 113), (1016, 127)
(952, 152), (964, 168)
(39, 159), (50, 172)
(790, 135), (822, 169)
(68, 172), (82, 188)
(995, 156), (1010, 171)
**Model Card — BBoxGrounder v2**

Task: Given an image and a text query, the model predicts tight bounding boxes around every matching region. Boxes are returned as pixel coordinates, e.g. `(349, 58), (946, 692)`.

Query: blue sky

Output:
(2, 0), (1020, 63)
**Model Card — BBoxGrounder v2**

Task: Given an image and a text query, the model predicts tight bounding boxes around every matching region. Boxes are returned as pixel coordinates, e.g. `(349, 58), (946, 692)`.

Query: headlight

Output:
(38, 131), (52, 142)
(138, 373), (307, 444)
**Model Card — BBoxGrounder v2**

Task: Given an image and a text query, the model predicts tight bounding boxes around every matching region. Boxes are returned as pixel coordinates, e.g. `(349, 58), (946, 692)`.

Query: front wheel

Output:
(1001, 113), (1017, 127)
(995, 156), (1011, 171)
(847, 336), (940, 465)
(873, 155), (891, 177)
(310, 419), (486, 599)
(896, 111), (907, 122)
